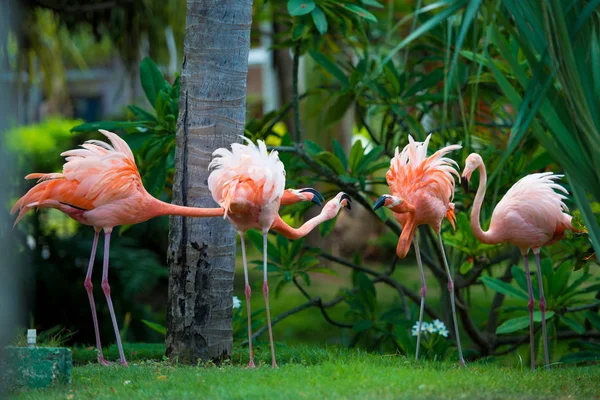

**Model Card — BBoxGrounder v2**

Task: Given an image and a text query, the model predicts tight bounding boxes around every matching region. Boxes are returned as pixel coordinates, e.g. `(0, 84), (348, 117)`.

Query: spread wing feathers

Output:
(11, 129), (140, 224)
(387, 134), (462, 201)
(492, 172), (570, 229)
(208, 137), (286, 218)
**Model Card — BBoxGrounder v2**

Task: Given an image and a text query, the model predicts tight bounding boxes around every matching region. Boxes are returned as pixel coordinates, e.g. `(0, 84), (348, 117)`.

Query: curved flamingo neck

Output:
(470, 161), (496, 244)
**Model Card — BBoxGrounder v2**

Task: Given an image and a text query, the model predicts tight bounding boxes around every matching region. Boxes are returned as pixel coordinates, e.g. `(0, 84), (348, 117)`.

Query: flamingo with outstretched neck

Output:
(11, 129), (228, 366)
(208, 138), (350, 368)
(373, 134), (465, 366)
(462, 153), (574, 370)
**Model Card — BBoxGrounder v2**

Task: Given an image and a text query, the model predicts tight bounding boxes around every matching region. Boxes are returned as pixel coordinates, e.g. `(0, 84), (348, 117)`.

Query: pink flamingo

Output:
(11, 129), (227, 366)
(373, 134), (465, 365)
(208, 138), (351, 368)
(462, 153), (574, 370)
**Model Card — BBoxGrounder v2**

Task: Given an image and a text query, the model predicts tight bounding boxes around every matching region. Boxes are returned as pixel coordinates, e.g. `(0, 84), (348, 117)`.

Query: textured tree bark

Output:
(166, 0), (253, 364)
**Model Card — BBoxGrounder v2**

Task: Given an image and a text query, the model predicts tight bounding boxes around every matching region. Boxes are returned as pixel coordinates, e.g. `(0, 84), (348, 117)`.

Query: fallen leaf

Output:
(157, 375), (167, 381)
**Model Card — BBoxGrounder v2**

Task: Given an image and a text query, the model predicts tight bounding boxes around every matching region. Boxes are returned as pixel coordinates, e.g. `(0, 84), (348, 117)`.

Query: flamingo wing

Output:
(386, 134), (461, 203)
(208, 137), (285, 217)
(11, 130), (141, 224)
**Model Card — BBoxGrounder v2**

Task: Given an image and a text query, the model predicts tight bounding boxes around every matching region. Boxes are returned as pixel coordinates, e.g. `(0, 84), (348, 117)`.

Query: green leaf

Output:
(311, 7), (328, 34)
(287, 0), (315, 16)
(140, 57), (167, 108)
(511, 265), (528, 293)
(332, 139), (348, 171)
(496, 311), (555, 334)
(357, 272), (376, 314)
(70, 120), (153, 133)
(447, 0), (483, 88)
(353, 319), (373, 333)
(585, 311), (600, 331)
(303, 139), (325, 155)
(292, 23), (310, 41)
(348, 140), (364, 174)
(310, 267), (337, 276)
(128, 105), (157, 122)
(324, 93), (354, 126)
(340, 4), (377, 22)
(361, 0), (383, 8)
(315, 151), (347, 175)
(459, 260), (473, 275)
(479, 276), (529, 301)
(309, 50), (349, 88)
(143, 156), (168, 198)
(141, 319), (166, 336)
(560, 351), (600, 364)
(561, 316), (585, 334)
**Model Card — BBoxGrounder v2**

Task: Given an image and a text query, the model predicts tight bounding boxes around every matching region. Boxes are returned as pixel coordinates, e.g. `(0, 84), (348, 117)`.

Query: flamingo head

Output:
(373, 195), (404, 211)
(286, 188), (325, 206)
(461, 153), (484, 192)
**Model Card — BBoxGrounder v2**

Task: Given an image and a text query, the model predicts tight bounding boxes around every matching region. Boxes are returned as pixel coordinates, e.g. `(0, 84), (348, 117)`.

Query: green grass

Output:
(9, 346), (600, 399)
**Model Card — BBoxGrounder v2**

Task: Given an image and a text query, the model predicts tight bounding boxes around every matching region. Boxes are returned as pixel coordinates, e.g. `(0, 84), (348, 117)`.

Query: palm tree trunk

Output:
(166, 0), (253, 364)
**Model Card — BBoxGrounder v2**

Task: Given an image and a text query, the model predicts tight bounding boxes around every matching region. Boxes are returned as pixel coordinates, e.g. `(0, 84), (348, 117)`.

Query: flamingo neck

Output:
(150, 197), (225, 218)
(470, 162), (496, 244)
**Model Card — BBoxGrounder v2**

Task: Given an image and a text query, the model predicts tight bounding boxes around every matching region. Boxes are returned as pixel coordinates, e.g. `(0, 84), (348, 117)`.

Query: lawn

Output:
(9, 345), (600, 399)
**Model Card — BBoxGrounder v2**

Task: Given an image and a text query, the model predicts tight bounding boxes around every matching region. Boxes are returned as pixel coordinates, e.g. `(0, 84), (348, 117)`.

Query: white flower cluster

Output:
(411, 319), (449, 338)
(232, 296), (242, 309)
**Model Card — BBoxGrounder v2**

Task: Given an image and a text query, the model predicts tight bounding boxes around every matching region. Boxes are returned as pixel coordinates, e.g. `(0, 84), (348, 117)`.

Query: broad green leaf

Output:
(348, 140), (364, 174)
(357, 272), (376, 314)
(311, 7), (328, 34)
(479, 276), (529, 301)
(324, 93), (354, 126)
(560, 351), (600, 364)
(141, 319), (166, 335)
(340, 4), (377, 22)
(332, 139), (349, 171)
(586, 311), (600, 331)
(143, 157), (168, 198)
(310, 267), (338, 276)
(128, 105), (157, 122)
(496, 311), (555, 334)
(71, 120), (153, 133)
(315, 151), (347, 176)
(309, 50), (349, 88)
(561, 316), (585, 334)
(459, 260), (473, 275)
(511, 265), (528, 293)
(353, 319), (373, 333)
(303, 139), (325, 155)
(140, 57), (167, 108)
(287, 0), (315, 16)
(292, 22), (310, 41)
(361, 0), (383, 8)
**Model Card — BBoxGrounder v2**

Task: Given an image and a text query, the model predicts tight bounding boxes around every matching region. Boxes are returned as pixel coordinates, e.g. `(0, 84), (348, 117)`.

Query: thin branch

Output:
(357, 112), (381, 146)
(319, 252), (440, 320)
(292, 277), (353, 329)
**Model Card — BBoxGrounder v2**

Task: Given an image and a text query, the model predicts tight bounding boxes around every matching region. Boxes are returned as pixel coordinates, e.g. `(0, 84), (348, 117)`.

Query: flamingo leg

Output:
(100, 229), (127, 366)
(437, 231), (465, 366)
(523, 253), (536, 371)
(83, 228), (109, 366)
(262, 230), (278, 368)
(534, 250), (550, 370)
(413, 234), (426, 361)
(240, 232), (255, 368)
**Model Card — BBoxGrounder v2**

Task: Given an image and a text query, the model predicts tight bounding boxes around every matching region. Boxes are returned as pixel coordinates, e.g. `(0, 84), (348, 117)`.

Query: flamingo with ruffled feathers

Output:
(208, 138), (351, 368)
(11, 130), (234, 366)
(462, 153), (575, 370)
(373, 134), (465, 366)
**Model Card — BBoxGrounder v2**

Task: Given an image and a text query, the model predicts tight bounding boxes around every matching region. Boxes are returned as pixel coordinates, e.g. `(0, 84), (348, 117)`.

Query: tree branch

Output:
(292, 277), (353, 328)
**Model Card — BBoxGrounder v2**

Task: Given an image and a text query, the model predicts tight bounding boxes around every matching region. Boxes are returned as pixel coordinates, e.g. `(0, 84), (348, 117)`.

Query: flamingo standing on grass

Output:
(208, 138), (351, 368)
(373, 134), (465, 366)
(11, 129), (228, 366)
(462, 153), (574, 370)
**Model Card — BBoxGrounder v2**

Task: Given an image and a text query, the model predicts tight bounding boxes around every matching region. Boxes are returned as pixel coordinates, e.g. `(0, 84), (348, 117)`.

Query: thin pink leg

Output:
(263, 231), (278, 368)
(100, 229), (127, 367)
(523, 254), (536, 371)
(413, 235), (426, 361)
(534, 250), (550, 370)
(239, 233), (255, 368)
(84, 228), (109, 366)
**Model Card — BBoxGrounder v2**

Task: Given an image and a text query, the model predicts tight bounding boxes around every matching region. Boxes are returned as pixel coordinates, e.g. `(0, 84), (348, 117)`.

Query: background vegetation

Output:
(3, 0), (599, 372)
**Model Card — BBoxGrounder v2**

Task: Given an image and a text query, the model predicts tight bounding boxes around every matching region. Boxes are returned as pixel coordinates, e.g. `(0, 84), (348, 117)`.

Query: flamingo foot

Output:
(98, 357), (110, 366)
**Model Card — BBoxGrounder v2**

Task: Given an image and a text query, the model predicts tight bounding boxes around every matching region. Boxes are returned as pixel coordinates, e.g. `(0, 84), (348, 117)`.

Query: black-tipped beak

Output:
(461, 176), (469, 193)
(299, 188), (324, 207)
(373, 195), (387, 211)
(341, 193), (352, 211)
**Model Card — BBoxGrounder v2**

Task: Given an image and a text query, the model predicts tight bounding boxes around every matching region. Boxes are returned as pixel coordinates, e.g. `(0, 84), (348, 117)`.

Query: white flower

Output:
(124, 380), (132, 385)
(232, 296), (242, 309)
(437, 327), (449, 338)
(425, 323), (436, 334)
(26, 235), (36, 250)
(412, 321), (431, 336)
(432, 319), (446, 331)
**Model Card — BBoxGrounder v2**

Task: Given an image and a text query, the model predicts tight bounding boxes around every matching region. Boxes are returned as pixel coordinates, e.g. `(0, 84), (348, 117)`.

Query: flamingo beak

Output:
(341, 193), (352, 210)
(461, 176), (469, 193)
(373, 195), (387, 211)
(299, 188), (324, 207)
